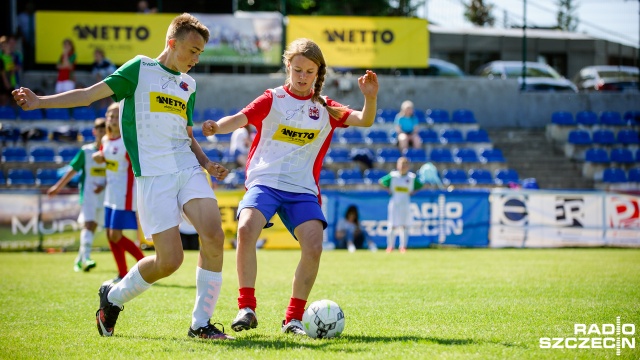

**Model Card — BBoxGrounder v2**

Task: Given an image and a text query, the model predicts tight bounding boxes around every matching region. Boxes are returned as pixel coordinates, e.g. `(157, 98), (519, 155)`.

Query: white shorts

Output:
(55, 80), (75, 94)
(136, 166), (215, 239)
(77, 191), (105, 226)
(387, 202), (411, 228)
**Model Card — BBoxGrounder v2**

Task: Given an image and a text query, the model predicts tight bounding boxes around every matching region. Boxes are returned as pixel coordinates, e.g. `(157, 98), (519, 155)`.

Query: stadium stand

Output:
(418, 128), (439, 144)
(376, 147), (402, 164)
(617, 129), (640, 146)
(442, 168), (469, 186)
(2, 146), (28, 162)
(364, 128), (391, 144)
(45, 108), (71, 121)
(30, 146), (56, 162)
(564, 129), (592, 160)
(468, 168), (494, 186)
(58, 146), (80, 162)
(600, 111), (625, 127)
(339, 128), (365, 144)
(71, 107), (96, 121)
(402, 148), (428, 163)
(575, 110), (598, 127)
(429, 148), (454, 164)
(7, 169), (35, 186)
(494, 168), (520, 186)
(582, 148), (610, 181)
(337, 168), (363, 185)
(0, 105), (16, 120)
(319, 168), (336, 186)
(18, 109), (43, 121)
(440, 128), (465, 144)
(363, 168), (387, 184)
(36, 169), (60, 186)
(591, 129), (616, 147)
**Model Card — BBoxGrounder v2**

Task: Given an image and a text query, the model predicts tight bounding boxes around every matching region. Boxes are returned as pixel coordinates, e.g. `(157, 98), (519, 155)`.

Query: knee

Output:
(157, 253), (183, 277)
(236, 224), (258, 244)
(302, 240), (323, 261)
(199, 226), (225, 249)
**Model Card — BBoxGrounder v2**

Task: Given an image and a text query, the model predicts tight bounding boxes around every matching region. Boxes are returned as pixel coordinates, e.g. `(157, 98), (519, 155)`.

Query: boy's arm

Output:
(187, 126), (229, 181)
(13, 82), (114, 111)
(47, 169), (78, 197)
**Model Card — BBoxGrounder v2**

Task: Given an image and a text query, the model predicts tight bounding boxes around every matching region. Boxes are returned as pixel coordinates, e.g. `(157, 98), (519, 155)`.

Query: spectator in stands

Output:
(229, 124), (252, 167)
(0, 36), (15, 106)
(1, 36), (20, 90)
(55, 39), (76, 94)
(394, 100), (422, 152)
(379, 157), (423, 253)
(137, 0), (158, 13)
(335, 204), (377, 252)
(47, 117), (107, 273)
(201, 38), (378, 336)
(91, 48), (116, 110)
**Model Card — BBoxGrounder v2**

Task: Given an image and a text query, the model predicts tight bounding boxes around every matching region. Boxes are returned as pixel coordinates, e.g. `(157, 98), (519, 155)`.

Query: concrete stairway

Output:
(488, 128), (594, 190)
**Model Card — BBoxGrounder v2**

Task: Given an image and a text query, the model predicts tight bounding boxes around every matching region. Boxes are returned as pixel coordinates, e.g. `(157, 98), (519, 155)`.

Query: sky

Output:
(420, 0), (639, 48)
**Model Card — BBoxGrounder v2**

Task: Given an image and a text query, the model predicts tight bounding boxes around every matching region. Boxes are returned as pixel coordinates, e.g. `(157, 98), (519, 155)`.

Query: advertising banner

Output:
(287, 16), (428, 68)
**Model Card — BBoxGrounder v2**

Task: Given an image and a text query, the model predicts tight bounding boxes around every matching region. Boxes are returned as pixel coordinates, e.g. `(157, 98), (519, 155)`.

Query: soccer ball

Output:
(302, 299), (345, 339)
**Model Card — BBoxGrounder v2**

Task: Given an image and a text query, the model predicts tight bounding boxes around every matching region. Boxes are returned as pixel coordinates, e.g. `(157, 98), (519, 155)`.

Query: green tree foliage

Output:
(463, 0), (496, 27)
(556, 0), (579, 32)
(237, 0), (423, 16)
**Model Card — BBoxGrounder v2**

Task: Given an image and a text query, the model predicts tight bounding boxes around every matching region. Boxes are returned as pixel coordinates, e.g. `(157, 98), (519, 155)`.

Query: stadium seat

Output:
(319, 168), (336, 185)
(575, 111), (598, 127)
(337, 168), (363, 185)
(591, 129), (616, 146)
(442, 169), (468, 186)
(203, 107), (225, 120)
(418, 128), (439, 143)
(629, 167), (640, 183)
(403, 148), (428, 163)
(452, 109), (476, 124)
(227, 108), (241, 116)
(192, 128), (207, 142)
(0, 105), (16, 120)
(45, 108), (71, 121)
(339, 128), (365, 144)
(376, 147), (402, 163)
(637, 149), (640, 162)
(2, 146), (28, 162)
(81, 128), (95, 142)
(582, 148), (610, 181)
(468, 168), (494, 185)
(429, 148), (454, 163)
(0, 170), (5, 185)
(326, 148), (351, 163)
(610, 148), (634, 164)
(363, 168), (387, 184)
(440, 129), (464, 144)
(30, 146), (56, 162)
(71, 107), (96, 121)
(600, 111), (624, 127)
(376, 108), (397, 123)
(203, 148), (223, 162)
(58, 146), (80, 162)
(18, 108), (43, 121)
(455, 148), (480, 163)
(7, 169), (35, 186)
(0, 127), (21, 142)
(551, 111), (575, 126)
(414, 109), (426, 123)
(567, 130), (592, 145)
(426, 108), (450, 124)
(466, 129), (491, 143)
(601, 168), (627, 183)
(623, 110), (640, 126)
(616, 129), (640, 146)
(364, 129), (390, 144)
(584, 148), (609, 164)
(494, 168), (519, 185)
(36, 169), (59, 186)
(480, 148), (506, 163)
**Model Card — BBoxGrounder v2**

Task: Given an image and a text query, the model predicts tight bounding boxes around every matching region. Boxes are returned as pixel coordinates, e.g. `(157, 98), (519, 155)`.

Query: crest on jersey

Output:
(308, 106), (320, 120)
(179, 81), (189, 91)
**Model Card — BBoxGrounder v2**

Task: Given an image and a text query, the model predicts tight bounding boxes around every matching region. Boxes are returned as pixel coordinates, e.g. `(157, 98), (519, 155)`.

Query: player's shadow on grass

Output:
(153, 282), (196, 290)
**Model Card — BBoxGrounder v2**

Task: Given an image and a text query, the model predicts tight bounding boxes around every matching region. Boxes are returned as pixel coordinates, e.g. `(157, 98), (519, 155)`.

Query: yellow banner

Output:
(35, 11), (176, 65)
(287, 16), (428, 68)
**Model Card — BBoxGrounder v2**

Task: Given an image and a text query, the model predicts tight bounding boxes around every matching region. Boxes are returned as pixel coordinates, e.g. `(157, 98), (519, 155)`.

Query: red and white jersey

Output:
(101, 136), (136, 211)
(241, 86), (351, 196)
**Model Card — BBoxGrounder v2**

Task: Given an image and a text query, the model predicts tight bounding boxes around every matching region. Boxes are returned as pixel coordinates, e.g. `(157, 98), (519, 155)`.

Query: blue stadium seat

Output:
(624, 110), (640, 126)
(213, 132), (232, 143)
(36, 169), (59, 186)
(429, 148), (454, 163)
(602, 168), (627, 183)
(337, 168), (363, 185)
(81, 128), (95, 142)
(2, 146), (28, 162)
(584, 148), (609, 164)
(480, 148), (506, 163)
(59, 146), (80, 162)
(224, 168), (245, 187)
(203, 148), (223, 162)
(45, 108), (71, 121)
(18, 109), (43, 121)
(376, 147), (402, 163)
(610, 148), (634, 164)
(364, 129), (390, 144)
(442, 169), (468, 185)
(575, 111), (598, 127)
(414, 109), (426, 123)
(191, 108), (202, 122)
(440, 129), (464, 144)
(494, 169), (519, 185)
(339, 128), (365, 144)
(227, 108), (241, 116)
(363, 168), (387, 184)
(452, 109), (476, 124)
(0, 170), (5, 185)
(8, 169), (35, 186)
(326, 148), (351, 163)
(192, 128), (207, 142)
(567, 130), (592, 145)
(418, 128), (439, 143)
(551, 111), (575, 125)
(203, 107), (226, 120)
(220, 148), (236, 163)
(628, 167), (640, 183)
(319, 168), (336, 185)
(0, 106), (16, 120)
(600, 111), (624, 126)
(455, 148), (480, 163)
(426, 108), (450, 124)
(376, 108), (397, 123)
(30, 146), (56, 162)
(468, 168), (493, 185)
(616, 129), (639, 146)
(72, 107), (96, 121)
(591, 129), (616, 146)
(465, 129), (491, 143)
(96, 107), (108, 118)
(403, 148), (428, 162)
(637, 149), (640, 162)
(0, 127), (21, 142)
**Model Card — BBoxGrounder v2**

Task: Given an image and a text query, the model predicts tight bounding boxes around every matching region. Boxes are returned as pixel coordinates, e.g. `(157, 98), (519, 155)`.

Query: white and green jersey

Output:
(103, 55), (200, 177)
(69, 143), (106, 204)
(379, 171), (422, 227)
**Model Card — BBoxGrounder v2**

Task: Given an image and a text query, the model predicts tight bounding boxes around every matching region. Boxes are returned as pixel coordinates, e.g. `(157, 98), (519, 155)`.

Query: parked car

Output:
(422, 58), (465, 77)
(572, 65), (639, 92)
(475, 61), (578, 92)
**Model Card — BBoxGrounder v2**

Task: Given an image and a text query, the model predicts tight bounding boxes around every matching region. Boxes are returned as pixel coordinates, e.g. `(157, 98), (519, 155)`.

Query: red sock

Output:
(108, 241), (127, 278)
(238, 287), (256, 311)
(285, 297), (307, 324)
(118, 236), (145, 261)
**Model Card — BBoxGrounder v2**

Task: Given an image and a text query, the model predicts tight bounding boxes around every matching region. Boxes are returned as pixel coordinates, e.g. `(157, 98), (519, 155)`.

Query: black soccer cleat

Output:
(231, 307), (258, 332)
(188, 322), (235, 340)
(96, 281), (123, 337)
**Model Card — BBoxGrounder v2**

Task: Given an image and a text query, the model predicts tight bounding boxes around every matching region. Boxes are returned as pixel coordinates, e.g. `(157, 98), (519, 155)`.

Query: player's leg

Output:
(398, 225), (408, 253)
(81, 221), (98, 271)
(386, 226), (397, 252)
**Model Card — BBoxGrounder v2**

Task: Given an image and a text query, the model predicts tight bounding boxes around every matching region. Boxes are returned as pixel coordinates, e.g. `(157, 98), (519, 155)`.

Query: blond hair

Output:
(166, 13), (210, 44)
(283, 38), (349, 120)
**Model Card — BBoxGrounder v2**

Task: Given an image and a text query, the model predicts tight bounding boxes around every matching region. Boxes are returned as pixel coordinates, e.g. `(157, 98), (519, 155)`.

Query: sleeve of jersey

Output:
(103, 56), (141, 102)
(187, 92), (196, 127)
(379, 173), (392, 187)
(413, 177), (423, 189)
(69, 149), (85, 172)
(326, 97), (352, 128)
(241, 90), (273, 126)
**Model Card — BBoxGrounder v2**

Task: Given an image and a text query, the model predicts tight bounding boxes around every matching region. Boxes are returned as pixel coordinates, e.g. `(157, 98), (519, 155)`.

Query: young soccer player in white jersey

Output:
(47, 117), (107, 273)
(201, 38), (379, 336)
(12, 13), (232, 340)
(379, 157), (423, 253)
(93, 103), (145, 282)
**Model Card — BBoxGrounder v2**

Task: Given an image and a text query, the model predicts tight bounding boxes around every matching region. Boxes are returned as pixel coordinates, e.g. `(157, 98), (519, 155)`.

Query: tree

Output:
(463, 0), (496, 27)
(556, 0), (579, 32)
(237, 0), (422, 16)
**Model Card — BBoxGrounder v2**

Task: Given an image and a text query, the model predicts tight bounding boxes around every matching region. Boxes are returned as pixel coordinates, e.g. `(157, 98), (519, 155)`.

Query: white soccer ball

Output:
(302, 299), (345, 339)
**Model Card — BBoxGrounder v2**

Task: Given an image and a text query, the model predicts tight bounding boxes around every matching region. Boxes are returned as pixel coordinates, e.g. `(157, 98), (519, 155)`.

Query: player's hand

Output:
(12, 87), (40, 111)
(206, 161), (229, 181)
(46, 186), (59, 197)
(94, 183), (105, 194)
(202, 120), (219, 137)
(358, 70), (379, 98)
(92, 151), (105, 164)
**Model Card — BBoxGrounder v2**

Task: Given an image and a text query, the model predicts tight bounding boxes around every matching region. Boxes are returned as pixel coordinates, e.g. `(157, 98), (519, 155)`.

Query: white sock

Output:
(80, 229), (94, 261)
(191, 267), (222, 329)
(398, 227), (408, 249)
(107, 263), (152, 307)
(387, 228), (396, 249)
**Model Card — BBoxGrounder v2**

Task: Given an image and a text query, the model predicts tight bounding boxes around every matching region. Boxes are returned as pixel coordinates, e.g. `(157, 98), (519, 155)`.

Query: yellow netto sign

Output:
(35, 11), (176, 65)
(287, 16), (428, 68)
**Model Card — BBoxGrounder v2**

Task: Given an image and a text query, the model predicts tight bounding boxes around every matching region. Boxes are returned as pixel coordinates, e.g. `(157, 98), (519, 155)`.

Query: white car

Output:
(475, 61), (578, 92)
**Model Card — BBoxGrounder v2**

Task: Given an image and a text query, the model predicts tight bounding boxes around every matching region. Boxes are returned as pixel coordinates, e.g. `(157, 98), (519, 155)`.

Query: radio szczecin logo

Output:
(540, 317), (636, 356)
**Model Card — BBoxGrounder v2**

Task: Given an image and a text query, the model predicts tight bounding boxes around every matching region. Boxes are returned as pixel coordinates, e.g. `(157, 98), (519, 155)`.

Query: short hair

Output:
(400, 100), (414, 111)
(94, 117), (106, 128)
(166, 13), (210, 44)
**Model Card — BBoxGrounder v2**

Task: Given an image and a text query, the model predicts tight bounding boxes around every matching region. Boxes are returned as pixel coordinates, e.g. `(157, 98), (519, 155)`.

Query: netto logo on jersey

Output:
(150, 92), (187, 119)
(272, 124), (319, 146)
(73, 25), (150, 41)
(323, 29), (394, 44)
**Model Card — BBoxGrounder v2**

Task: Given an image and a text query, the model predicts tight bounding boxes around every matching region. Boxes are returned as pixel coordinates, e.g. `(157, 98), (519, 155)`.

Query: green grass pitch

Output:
(0, 248), (638, 359)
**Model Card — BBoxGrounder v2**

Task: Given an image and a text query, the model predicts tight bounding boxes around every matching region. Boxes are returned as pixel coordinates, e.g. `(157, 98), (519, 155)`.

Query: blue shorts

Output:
(104, 207), (138, 230)
(237, 185), (327, 240)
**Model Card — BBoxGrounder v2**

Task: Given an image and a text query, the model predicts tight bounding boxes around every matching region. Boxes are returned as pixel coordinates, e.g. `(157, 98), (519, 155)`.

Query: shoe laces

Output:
(203, 322), (226, 335)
